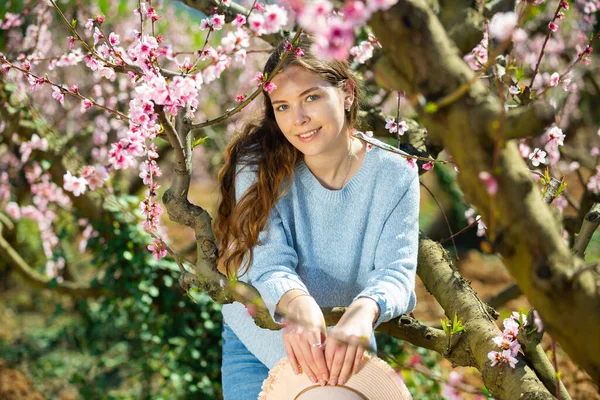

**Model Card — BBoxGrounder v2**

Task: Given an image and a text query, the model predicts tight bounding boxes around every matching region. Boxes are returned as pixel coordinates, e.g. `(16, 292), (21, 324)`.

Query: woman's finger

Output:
(297, 331), (322, 384)
(290, 335), (316, 382)
(338, 344), (357, 385)
(283, 335), (299, 375)
(327, 340), (347, 386)
(308, 330), (329, 384)
(352, 345), (365, 375)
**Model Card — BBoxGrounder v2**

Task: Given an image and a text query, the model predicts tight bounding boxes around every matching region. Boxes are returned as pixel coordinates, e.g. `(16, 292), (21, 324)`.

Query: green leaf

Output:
(440, 318), (449, 335)
(191, 136), (209, 149)
(515, 66), (524, 81)
(71, 19), (77, 28)
(424, 102), (438, 113)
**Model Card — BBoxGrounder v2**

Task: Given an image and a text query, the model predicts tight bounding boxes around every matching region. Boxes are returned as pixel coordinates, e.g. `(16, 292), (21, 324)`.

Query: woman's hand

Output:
(280, 291), (329, 386)
(324, 297), (379, 386)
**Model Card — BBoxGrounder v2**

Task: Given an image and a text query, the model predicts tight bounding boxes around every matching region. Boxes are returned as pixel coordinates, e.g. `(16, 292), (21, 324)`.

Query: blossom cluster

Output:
(488, 311), (543, 369)
(289, 0), (397, 59)
(465, 207), (487, 237)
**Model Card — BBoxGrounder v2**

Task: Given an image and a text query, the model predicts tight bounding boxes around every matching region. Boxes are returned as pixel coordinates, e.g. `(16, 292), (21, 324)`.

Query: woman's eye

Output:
(306, 94), (319, 102)
(275, 104), (288, 112)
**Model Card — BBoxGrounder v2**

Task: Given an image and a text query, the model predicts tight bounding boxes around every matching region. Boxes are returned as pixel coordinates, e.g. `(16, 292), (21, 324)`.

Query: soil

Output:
(0, 361), (45, 400)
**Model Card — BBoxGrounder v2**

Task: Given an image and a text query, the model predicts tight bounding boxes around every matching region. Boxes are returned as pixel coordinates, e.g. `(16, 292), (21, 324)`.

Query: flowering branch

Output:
(527, 0), (571, 90)
(517, 312), (571, 399)
(189, 29), (303, 131)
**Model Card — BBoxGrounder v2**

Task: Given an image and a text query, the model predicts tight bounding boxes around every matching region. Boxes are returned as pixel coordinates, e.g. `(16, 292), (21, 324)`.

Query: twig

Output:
(420, 182), (458, 259)
(440, 218), (479, 244)
(528, 0), (568, 90)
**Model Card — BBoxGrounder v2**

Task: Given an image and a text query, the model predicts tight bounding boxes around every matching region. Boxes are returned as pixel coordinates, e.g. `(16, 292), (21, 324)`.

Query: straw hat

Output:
(258, 354), (412, 400)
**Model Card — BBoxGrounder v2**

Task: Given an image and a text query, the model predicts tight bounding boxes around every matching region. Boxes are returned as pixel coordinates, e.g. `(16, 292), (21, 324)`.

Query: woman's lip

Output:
(297, 127), (321, 142)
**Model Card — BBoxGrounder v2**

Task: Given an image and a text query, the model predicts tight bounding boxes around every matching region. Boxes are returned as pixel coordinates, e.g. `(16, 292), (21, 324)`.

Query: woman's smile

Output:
(297, 127), (321, 142)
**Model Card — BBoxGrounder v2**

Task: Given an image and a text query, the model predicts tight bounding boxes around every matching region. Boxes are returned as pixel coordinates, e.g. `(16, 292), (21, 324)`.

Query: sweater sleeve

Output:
(235, 165), (309, 323)
(353, 172), (420, 328)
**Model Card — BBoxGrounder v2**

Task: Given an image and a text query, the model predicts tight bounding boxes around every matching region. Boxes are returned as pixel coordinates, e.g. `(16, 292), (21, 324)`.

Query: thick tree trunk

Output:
(369, 0), (600, 384)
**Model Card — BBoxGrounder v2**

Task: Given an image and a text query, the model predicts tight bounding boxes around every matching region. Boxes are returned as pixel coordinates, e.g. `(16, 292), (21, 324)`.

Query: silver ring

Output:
(311, 342), (322, 348)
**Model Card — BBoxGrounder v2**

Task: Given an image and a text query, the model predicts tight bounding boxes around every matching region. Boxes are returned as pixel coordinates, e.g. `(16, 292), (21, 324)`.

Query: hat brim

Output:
(259, 354), (412, 400)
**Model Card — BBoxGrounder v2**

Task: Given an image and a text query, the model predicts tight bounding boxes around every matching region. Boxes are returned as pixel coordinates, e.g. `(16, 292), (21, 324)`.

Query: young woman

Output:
(215, 34), (420, 400)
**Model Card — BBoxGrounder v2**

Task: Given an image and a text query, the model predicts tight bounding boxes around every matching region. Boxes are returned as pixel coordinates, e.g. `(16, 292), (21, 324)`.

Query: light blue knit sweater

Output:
(221, 141), (420, 368)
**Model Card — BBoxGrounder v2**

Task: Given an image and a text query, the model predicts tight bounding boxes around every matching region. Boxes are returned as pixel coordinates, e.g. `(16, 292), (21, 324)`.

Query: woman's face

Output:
(269, 65), (351, 158)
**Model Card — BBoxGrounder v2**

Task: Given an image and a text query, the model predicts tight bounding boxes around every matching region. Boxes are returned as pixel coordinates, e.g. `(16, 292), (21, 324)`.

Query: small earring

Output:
(345, 103), (352, 111)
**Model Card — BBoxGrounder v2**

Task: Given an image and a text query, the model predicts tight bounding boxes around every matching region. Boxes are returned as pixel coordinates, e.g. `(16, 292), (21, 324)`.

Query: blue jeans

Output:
(221, 323), (270, 400)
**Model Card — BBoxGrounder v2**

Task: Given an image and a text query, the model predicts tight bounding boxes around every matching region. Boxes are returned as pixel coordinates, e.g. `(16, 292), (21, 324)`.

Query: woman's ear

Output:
(344, 79), (355, 104)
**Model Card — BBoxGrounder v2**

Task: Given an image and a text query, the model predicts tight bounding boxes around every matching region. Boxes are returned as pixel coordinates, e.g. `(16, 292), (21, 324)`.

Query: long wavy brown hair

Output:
(214, 34), (363, 278)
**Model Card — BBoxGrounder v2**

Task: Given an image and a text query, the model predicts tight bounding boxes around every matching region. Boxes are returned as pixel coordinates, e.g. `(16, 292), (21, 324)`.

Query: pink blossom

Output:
(148, 238), (168, 260)
(366, 0), (398, 12)
(85, 18), (95, 30)
(63, 171), (88, 197)
(528, 148), (547, 166)
(343, 1), (371, 25)
(109, 32), (120, 46)
(492, 335), (521, 355)
(52, 86), (65, 105)
(478, 171), (498, 195)
(248, 13), (266, 35)
(263, 5), (288, 34)
(234, 49), (247, 64)
(397, 121), (408, 135)
(488, 12), (517, 42)
(350, 41), (374, 64)
(295, 47), (305, 58)
(81, 99), (93, 112)
(212, 14), (225, 30)
(587, 167), (600, 194)
(93, 27), (104, 45)
(385, 117), (398, 133)
(5, 202), (21, 220)
(533, 310), (543, 332)
(548, 21), (559, 32)
(255, 2), (266, 12)
(543, 125), (565, 149)
(441, 371), (462, 400)
(549, 72), (560, 87)
(263, 81), (277, 94)
(407, 157), (416, 169)
(66, 36), (76, 49)
(422, 162), (434, 171)
(235, 94), (246, 102)
(98, 66), (116, 80)
(30, 134), (48, 151)
(232, 14), (247, 27)
(509, 85), (520, 95)
(312, 17), (354, 59)
(200, 18), (211, 31)
(519, 141), (531, 158)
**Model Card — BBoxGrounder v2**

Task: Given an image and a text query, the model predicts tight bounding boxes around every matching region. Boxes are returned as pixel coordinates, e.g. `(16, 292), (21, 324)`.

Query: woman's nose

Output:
(294, 106), (310, 125)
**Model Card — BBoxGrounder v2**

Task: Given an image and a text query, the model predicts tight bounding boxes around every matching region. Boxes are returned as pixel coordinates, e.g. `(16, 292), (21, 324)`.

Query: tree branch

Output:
(572, 203), (600, 259)
(0, 222), (108, 298)
(501, 102), (556, 141)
